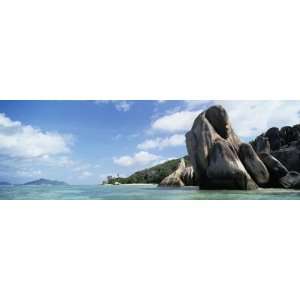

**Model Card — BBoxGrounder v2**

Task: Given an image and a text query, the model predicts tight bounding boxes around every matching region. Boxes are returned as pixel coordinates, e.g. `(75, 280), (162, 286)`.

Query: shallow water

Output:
(1, 184), (300, 200)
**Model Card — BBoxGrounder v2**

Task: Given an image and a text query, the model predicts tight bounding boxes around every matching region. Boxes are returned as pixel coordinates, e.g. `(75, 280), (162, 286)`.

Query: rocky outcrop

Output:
(279, 171), (300, 189)
(251, 123), (300, 188)
(159, 159), (186, 187)
(272, 142), (300, 172)
(159, 105), (300, 190)
(258, 153), (288, 186)
(238, 143), (270, 187)
(251, 135), (270, 154)
(159, 158), (197, 187)
(206, 140), (257, 189)
(265, 127), (281, 151)
(185, 105), (263, 190)
(181, 166), (197, 186)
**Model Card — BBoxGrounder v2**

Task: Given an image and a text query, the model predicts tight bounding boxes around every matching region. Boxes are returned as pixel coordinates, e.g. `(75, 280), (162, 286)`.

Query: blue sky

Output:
(0, 100), (299, 184)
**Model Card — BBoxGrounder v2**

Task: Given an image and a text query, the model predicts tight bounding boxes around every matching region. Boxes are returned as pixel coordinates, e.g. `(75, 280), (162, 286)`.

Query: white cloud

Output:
(0, 113), (72, 159)
(137, 134), (185, 150)
(128, 133), (139, 139)
(151, 110), (202, 132)
(115, 101), (131, 112)
(80, 171), (93, 177)
(93, 164), (101, 169)
(214, 101), (300, 139)
(184, 100), (213, 110)
(40, 155), (75, 167)
(94, 100), (110, 104)
(112, 134), (122, 141)
(16, 169), (42, 178)
(150, 101), (300, 140)
(113, 151), (160, 167)
(155, 157), (177, 165)
(95, 100), (132, 112)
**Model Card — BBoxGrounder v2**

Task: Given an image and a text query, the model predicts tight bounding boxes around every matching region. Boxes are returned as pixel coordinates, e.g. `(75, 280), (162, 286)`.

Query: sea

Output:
(1, 184), (300, 200)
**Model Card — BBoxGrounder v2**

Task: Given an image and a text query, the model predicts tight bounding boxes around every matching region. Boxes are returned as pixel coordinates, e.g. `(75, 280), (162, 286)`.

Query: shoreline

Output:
(103, 183), (157, 186)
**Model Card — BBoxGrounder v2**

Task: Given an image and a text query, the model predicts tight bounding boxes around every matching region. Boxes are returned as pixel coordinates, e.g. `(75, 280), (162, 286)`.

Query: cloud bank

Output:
(0, 113), (72, 159)
(95, 100), (133, 112)
(137, 134), (185, 150)
(113, 151), (160, 167)
(215, 101), (300, 139)
(151, 110), (202, 133)
(150, 101), (300, 140)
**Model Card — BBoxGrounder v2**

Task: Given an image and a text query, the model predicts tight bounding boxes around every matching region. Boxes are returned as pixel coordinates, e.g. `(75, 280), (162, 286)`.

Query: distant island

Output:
(0, 181), (11, 185)
(23, 178), (68, 186)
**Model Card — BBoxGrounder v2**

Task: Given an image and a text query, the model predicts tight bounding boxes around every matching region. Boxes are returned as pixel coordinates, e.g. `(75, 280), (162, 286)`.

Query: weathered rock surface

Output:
(185, 113), (218, 183)
(181, 166), (197, 186)
(265, 127), (281, 151)
(206, 140), (257, 189)
(238, 143), (270, 186)
(185, 105), (262, 190)
(205, 106), (241, 147)
(252, 123), (300, 174)
(159, 158), (197, 187)
(272, 142), (300, 172)
(279, 171), (300, 189)
(258, 153), (288, 187)
(159, 159), (185, 186)
(251, 135), (271, 155)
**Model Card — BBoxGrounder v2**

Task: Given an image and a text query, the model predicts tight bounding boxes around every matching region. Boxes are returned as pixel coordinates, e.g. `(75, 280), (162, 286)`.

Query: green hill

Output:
(108, 156), (190, 184)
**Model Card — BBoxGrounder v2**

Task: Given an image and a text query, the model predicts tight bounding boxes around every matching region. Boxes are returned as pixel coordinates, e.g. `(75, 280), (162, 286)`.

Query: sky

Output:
(0, 100), (299, 184)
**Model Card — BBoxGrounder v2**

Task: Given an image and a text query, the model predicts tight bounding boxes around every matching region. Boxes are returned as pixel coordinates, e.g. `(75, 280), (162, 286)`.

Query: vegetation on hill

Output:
(108, 156), (190, 184)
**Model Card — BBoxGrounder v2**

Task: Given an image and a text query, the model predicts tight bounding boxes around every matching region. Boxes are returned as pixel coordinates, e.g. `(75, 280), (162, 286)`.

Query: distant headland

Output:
(23, 178), (68, 186)
(0, 181), (11, 185)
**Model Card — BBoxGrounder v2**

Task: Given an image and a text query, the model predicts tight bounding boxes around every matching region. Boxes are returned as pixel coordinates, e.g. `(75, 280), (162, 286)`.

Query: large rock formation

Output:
(160, 105), (300, 190)
(185, 105), (265, 190)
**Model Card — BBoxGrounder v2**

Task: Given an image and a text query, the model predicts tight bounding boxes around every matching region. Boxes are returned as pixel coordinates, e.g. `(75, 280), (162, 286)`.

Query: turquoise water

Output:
(1, 184), (300, 200)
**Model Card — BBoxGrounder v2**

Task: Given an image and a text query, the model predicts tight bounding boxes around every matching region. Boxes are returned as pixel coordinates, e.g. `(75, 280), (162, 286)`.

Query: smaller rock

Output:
(272, 144), (300, 172)
(159, 159), (186, 187)
(265, 127), (281, 151)
(259, 153), (288, 186)
(253, 135), (271, 154)
(159, 175), (185, 187)
(280, 126), (293, 145)
(293, 124), (300, 137)
(279, 171), (300, 189)
(238, 143), (269, 186)
(181, 166), (197, 186)
(290, 126), (300, 142)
